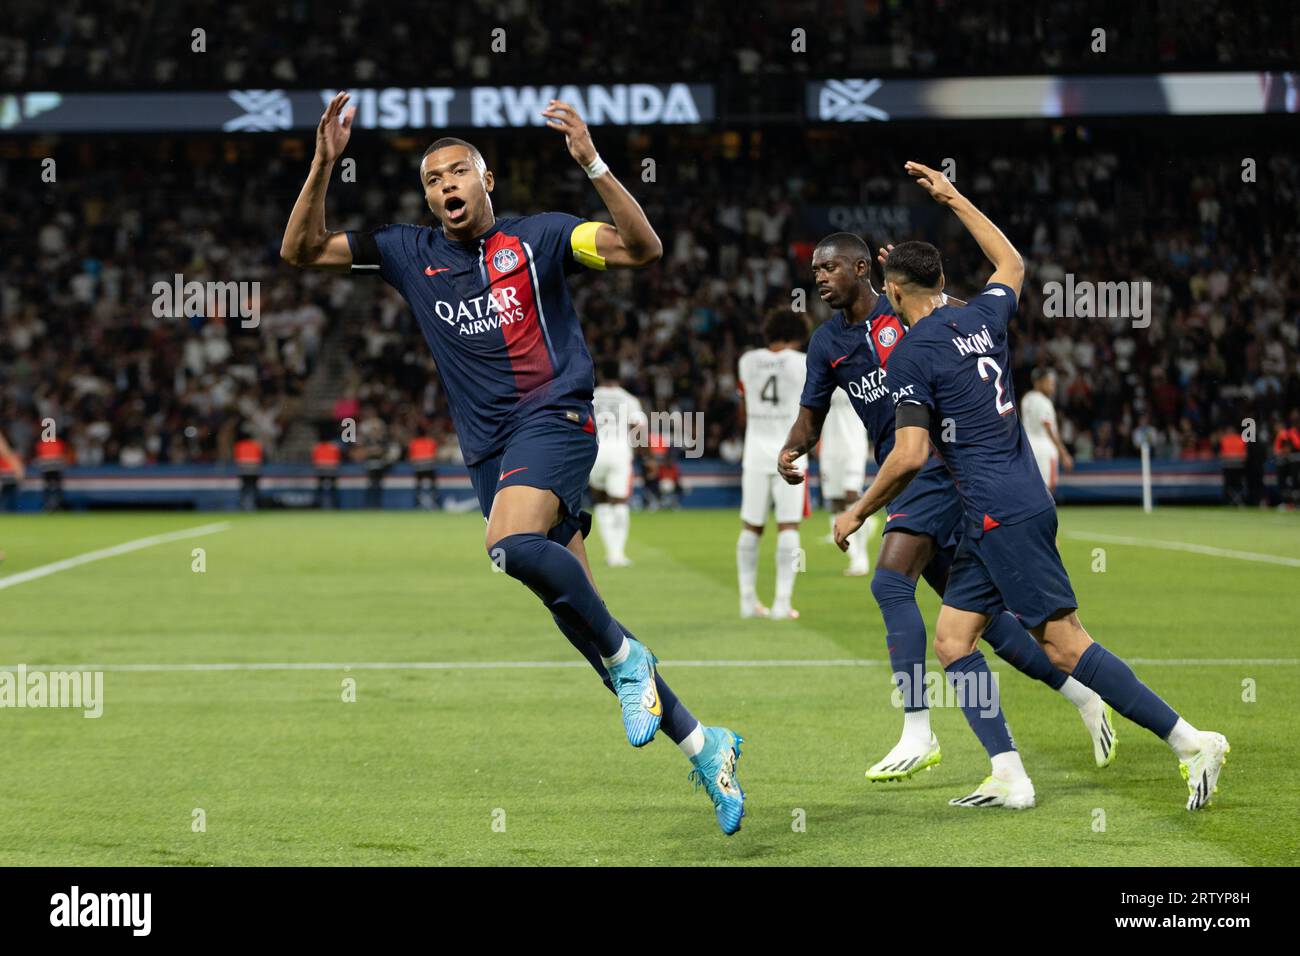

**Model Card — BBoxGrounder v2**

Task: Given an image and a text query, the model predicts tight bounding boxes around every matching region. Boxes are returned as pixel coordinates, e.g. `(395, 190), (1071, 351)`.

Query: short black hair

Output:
(599, 359), (621, 382)
(883, 240), (943, 290)
(421, 137), (485, 169)
(814, 232), (872, 265)
(763, 309), (811, 347)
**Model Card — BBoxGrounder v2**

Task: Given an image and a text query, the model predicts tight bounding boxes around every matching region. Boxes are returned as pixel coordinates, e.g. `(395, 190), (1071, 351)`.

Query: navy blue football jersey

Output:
(347, 213), (599, 466)
(884, 282), (1054, 527)
(800, 294), (948, 480)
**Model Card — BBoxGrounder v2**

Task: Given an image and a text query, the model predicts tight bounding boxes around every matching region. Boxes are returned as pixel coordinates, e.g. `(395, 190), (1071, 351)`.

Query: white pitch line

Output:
(1065, 531), (1300, 568)
(2, 657), (1296, 673)
(0, 521), (232, 591)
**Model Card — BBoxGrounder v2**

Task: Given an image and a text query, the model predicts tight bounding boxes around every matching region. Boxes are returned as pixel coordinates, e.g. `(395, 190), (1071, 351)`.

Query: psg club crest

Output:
(876, 326), (898, 347)
(492, 248), (520, 273)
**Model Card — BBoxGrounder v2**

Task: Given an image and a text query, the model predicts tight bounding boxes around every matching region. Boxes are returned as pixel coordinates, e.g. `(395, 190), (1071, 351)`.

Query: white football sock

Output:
(991, 749), (1028, 781)
(601, 636), (631, 668)
(1166, 717), (1200, 759)
(594, 503), (615, 556)
(678, 722), (706, 759)
(1058, 675), (1095, 708)
(901, 708), (932, 745)
(610, 503), (630, 560)
(736, 528), (760, 609)
(773, 528), (800, 611)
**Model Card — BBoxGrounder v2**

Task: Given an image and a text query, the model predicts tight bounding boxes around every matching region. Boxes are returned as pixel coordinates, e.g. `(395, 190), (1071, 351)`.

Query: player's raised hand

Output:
(541, 100), (598, 167)
(877, 243), (895, 268)
(777, 448), (805, 485)
(905, 161), (959, 206)
(316, 91), (356, 165)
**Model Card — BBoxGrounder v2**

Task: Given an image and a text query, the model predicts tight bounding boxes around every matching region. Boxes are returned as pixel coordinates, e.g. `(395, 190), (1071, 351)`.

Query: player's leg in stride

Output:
(932, 605), (1035, 809)
(861, 512), (1113, 783)
(1034, 608), (1228, 810)
(487, 481), (745, 832)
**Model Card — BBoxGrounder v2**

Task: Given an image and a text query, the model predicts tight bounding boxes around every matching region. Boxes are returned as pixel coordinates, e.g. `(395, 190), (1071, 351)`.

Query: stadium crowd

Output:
(2, 125), (1298, 503)
(3, 0), (1297, 91)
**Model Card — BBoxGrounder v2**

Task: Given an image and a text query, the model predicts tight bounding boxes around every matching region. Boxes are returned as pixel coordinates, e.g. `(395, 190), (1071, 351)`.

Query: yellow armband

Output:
(570, 221), (607, 271)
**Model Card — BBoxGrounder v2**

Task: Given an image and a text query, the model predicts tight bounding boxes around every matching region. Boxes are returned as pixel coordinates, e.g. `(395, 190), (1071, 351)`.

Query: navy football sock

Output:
(871, 568), (928, 711)
(550, 612), (614, 694)
(983, 611), (1068, 690)
(1072, 642), (1178, 738)
(500, 538), (700, 746)
(492, 533), (625, 657)
(944, 651), (1016, 758)
(616, 621), (698, 745)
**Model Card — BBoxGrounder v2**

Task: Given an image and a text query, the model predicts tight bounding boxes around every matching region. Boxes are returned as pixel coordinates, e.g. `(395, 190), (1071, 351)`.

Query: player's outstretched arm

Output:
(904, 161), (1024, 297)
(281, 91), (356, 272)
(833, 423), (929, 551)
(777, 405), (828, 484)
(542, 100), (662, 269)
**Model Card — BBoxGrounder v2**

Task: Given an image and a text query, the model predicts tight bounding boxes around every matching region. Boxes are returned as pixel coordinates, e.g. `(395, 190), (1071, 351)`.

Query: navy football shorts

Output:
(941, 507), (1078, 630)
(880, 462), (963, 551)
(467, 409), (598, 544)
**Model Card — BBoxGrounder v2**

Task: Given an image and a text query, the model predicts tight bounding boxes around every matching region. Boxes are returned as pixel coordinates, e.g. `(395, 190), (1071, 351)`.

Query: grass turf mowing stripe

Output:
(1064, 530), (1300, 567)
(0, 521), (231, 589)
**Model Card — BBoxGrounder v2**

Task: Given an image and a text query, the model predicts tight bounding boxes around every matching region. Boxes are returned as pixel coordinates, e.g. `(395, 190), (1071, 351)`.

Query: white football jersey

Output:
(1021, 389), (1057, 446)
(822, 387), (869, 461)
(593, 384), (646, 455)
(739, 347), (806, 472)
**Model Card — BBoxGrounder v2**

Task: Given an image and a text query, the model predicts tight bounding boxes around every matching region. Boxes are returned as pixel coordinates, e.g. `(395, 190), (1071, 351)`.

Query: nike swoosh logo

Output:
(830, 354), (851, 368)
(886, 513), (908, 521)
(498, 466), (528, 482)
(641, 663), (662, 716)
(424, 266), (450, 276)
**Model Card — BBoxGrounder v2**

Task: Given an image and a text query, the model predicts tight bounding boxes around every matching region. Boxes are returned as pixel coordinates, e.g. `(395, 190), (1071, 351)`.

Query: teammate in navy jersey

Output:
(839, 161), (1229, 811)
(280, 91), (745, 834)
(779, 234), (1113, 798)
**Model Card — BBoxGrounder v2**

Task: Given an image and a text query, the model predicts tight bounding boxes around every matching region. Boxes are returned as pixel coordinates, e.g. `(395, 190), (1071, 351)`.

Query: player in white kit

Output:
(589, 360), (647, 567)
(736, 310), (811, 620)
(819, 387), (876, 576)
(1021, 367), (1073, 496)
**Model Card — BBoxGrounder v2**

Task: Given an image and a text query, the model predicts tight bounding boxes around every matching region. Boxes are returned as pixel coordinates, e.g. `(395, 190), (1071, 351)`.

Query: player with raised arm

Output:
(780, 233), (1112, 792)
(838, 161), (1228, 811)
(736, 309), (810, 621)
(589, 360), (646, 567)
(1022, 367), (1073, 496)
(281, 92), (745, 834)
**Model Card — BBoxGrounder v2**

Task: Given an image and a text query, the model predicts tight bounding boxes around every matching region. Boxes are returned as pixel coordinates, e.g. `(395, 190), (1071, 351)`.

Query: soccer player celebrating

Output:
(589, 360), (646, 567)
(820, 387), (875, 577)
(837, 161), (1229, 811)
(281, 92), (745, 834)
(1022, 367), (1073, 496)
(781, 233), (1112, 794)
(736, 309), (810, 620)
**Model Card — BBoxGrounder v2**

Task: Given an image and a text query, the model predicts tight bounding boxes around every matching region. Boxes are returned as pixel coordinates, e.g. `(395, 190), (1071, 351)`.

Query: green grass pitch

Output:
(0, 506), (1296, 866)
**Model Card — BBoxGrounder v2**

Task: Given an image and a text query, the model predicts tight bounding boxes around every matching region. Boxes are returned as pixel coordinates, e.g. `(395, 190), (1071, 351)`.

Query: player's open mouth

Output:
(818, 286), (834, 300)
(445, 196), (467, 222)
